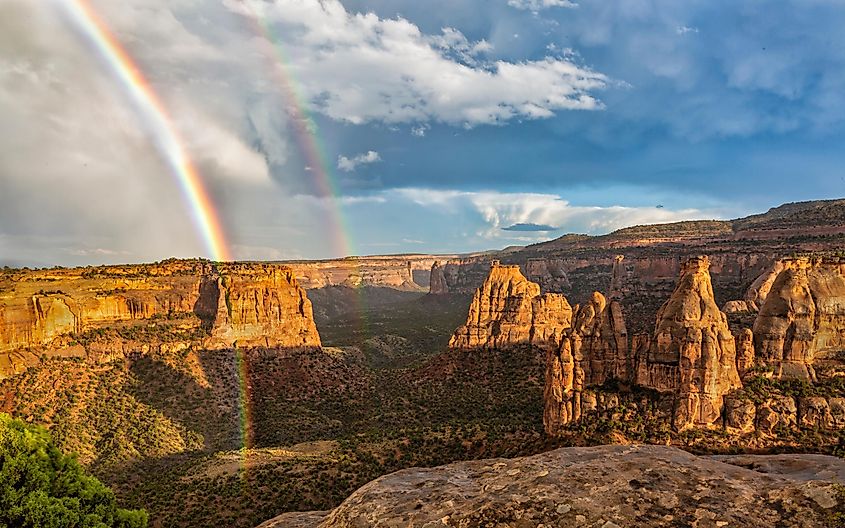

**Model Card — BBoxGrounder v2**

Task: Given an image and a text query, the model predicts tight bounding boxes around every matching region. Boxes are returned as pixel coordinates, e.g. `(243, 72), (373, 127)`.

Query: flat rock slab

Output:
(712, 453), (845, 482)
(259, 445), (845, 527)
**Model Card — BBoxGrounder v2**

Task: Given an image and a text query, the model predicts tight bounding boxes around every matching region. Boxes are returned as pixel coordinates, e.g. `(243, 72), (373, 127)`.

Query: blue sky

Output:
(1, 0), (843, 265)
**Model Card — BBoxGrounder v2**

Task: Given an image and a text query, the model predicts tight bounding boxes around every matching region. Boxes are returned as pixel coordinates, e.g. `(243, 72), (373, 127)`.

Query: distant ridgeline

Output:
(429, 198), (845, 334)
(0, 259), (321, 378)
(449, 255), (845, 437)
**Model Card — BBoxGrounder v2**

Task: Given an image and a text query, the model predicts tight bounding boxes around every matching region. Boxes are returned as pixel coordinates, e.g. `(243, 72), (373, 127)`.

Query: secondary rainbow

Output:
(237, 3), (356, 259)
(230, 5), (371, 466)
(58, 0), (232, 262)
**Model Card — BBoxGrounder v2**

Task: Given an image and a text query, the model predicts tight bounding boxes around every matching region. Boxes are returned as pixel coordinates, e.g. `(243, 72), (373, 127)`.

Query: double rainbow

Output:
(58, 0), (368, 479)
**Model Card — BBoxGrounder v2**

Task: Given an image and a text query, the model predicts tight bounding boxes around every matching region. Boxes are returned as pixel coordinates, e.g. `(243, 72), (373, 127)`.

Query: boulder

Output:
(757, 396), (798, 434)
(724, 398), (756, 433)
(799, 397), (833, 430)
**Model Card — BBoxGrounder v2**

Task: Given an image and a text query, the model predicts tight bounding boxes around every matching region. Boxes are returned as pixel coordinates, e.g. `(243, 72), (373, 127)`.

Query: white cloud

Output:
(391, 188), (722, 239)
(508, 0), (578, 11)
(411, 124), (429, 137)
(225, 0), (606, 126)
(676, 25), (699, 35)
(337, 150), (382, 172)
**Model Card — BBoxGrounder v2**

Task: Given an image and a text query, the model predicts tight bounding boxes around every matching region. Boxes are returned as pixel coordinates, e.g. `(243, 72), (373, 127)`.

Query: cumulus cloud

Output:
(225, 0), (606, 126)
(508, 0), (578, 10)
(389, 188), (724, 240)
(0, 0), (314, 265)
(337, 150), (382, 172)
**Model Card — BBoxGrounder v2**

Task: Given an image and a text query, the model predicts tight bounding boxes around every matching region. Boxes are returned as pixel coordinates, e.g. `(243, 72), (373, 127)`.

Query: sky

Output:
(1, 0), (844, 266)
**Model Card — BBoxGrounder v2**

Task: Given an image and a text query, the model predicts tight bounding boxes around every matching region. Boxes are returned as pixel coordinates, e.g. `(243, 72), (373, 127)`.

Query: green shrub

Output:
(0, 413), (148, 528)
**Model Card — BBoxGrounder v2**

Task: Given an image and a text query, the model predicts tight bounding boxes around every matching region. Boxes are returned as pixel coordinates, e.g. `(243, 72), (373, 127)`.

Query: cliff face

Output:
(544, 291), (629, 431)
(0, 261), (204, 355)
(0, 260), (321, 378)
(208, 264), (321, 349)
(430, 200), (845, 336)
(449, 263), (571, 350)
(428, 261), (448, 295)
(285, 255), (450, 291)
(635, 256), (742, 427)
(753, 257), (845, 380)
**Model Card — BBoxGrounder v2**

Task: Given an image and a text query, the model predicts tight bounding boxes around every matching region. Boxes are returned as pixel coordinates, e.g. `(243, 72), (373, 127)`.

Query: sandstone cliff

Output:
(544, 291), (629, 433)
(635, 256), (741, 427)
(258, 445), (845, 528)
(208, 264), (321, 349)
(428, 261), (448, 294)
(0, 260), (321, 378)
(449, 262), (571, 350)
(429, 200), (845, 338)
(285, 255), (451, 291)
(752, 257), (845, 380)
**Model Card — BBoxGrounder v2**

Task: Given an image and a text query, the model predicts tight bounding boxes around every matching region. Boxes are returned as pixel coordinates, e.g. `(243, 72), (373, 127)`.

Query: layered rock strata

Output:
(752, 257), (845, 380)
(449, 262), (571, 350)
(287, 255), (450, 291)
(0, 260), (321, 378)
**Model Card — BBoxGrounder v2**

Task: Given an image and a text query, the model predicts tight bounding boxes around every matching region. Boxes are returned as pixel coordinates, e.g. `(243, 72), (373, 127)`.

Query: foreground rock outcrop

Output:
(0, 260), (321, 378)
(258, 444), (845, 527)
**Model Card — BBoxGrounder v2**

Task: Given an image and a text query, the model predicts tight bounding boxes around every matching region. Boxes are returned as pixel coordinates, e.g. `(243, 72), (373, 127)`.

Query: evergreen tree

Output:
(0, 413), (147, 528)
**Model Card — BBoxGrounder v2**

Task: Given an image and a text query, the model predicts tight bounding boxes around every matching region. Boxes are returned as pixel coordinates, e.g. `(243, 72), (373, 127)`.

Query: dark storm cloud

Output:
(502, 223), (559, 232)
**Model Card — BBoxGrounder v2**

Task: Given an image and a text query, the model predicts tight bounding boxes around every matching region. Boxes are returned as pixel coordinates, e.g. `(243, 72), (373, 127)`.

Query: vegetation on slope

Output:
(0, 413), (147, 528)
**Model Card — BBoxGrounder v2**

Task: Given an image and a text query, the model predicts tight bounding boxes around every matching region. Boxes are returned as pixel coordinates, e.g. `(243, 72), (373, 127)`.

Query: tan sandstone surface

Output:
(752, 256), (845, 380)
(0, 260), (321, 378)
(257, 444), (845, 527)
(449, 262), (571, 350)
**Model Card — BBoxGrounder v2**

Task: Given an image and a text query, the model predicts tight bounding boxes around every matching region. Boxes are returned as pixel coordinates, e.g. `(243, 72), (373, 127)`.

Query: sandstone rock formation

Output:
(428, 261), (448, 294)
(635, 256), (741, 428)
(449, 262), (571, 350)
(286, 255), (449, 291)
(723, 300), (756, 314)
(545, 291), (629, 432)
(208, 264), (321, 349)
(745, 259), (788, 310)
(735, 327), (755, 377)
(0, 260), (321, 378)
(425, 200), (845, 334)
(258, 444), (845, 528)
(753, 257), (845, 380)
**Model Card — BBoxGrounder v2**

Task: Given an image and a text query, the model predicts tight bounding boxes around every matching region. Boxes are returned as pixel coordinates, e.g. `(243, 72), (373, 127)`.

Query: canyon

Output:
(429, 198), (845, 333)
(2, 198), (845, 528)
